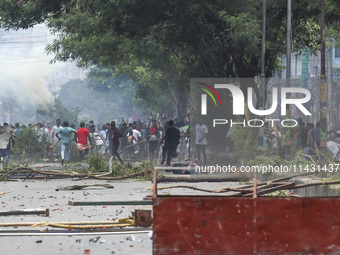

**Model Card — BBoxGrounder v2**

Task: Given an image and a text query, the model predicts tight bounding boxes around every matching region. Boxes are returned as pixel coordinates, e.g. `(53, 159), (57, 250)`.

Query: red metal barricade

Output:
(153, 196), (340, 254)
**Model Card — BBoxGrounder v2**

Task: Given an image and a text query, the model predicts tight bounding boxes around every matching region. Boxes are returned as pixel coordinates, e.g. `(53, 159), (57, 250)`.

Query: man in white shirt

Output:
(195, 119), (208, 165)
(52, 119), (61, 142)
(98, 124), (109, 155)
(51, 119), (61, 159)
(130, 125), (141, 157)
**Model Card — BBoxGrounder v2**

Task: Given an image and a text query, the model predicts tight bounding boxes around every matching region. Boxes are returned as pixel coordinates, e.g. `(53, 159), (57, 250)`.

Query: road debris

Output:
(0, 190), (14, 196)
(68, 200), (152, 206)
(55, 184), (114, 191)
(0, 166), (152, 181)
(126, 234), (135, 241)
(89, 236), (100, 244)
(0, 208), (49, 217)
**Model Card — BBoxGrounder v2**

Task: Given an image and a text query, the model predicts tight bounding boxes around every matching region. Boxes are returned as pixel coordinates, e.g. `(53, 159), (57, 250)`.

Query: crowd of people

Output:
(4, 113), (340, 168)
(260, 118), (340, 161)
(0, 115), (191, 166)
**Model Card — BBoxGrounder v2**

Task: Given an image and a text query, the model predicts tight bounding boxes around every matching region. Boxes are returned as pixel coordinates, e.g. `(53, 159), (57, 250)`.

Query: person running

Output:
(110, 121), (124, 165)
(131, 124), (141, 158)
(98, 124), (109, 156)
(92, 126), (104, 154)
(105, 123), (111, 154)
(56, 121), (76, 165)
(76, 122), (92, 160)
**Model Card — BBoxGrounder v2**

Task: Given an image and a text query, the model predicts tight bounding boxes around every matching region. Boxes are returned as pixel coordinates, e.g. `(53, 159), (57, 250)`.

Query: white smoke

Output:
(0, 24), (86, 124)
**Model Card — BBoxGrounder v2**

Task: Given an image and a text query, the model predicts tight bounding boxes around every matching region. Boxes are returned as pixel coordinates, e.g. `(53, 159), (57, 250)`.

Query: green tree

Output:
(1, 0), (340, 125)
(53, 98), (79, 126)
(1, 0), (339, 111)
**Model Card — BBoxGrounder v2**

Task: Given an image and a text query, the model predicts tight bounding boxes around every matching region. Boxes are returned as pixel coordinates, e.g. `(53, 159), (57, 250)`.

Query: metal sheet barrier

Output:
(153, 196), (340, 254)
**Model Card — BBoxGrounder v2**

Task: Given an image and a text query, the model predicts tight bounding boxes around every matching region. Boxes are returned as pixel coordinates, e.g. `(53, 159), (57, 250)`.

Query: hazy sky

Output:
(0, 24), (87, 122)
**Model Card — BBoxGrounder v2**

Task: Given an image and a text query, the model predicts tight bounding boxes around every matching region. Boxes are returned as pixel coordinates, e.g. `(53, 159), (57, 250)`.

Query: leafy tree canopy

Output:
(1, 0), (340, 116)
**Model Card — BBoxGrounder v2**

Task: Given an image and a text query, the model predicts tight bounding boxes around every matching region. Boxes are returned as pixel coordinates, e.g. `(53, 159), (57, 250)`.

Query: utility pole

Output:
(254, 0), (266, 195)
(286, 0), (291, 84)
(327, 47), (333, 130)
(284, 0), (292, 159)
(320, 0), (327, 146)
(260, 0), (266, 110)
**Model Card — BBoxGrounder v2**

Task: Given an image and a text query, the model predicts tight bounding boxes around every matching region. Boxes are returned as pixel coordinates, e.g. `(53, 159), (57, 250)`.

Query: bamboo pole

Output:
(0, 208), (49, 217)
(0, 190), (14, 196)
(0, 220), (126, 227)
(0, 230), (151, 237)
(29, 221), (133, 229)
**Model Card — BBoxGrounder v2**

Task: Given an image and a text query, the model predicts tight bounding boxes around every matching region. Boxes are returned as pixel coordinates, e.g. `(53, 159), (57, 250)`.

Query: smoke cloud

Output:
(0, 24), (85, 124)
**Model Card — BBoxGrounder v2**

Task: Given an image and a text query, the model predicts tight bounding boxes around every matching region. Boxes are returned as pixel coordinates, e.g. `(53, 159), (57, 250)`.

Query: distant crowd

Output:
(0, 114), (191, 166)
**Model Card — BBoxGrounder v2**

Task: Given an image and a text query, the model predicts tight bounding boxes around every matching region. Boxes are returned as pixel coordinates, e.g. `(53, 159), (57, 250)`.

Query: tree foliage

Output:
(1, 0), (340, 115)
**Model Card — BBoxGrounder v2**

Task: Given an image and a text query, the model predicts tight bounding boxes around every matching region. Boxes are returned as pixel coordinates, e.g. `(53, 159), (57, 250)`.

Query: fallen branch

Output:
(239, 172), (315, 189)
(152, 173), (340, 196)
(318, 150), (335, 165)
(55, 184), (114, 191)
(89, 167), (152, 180)
(0, 167), (31, 181)
(149, 185), (250, 194)
(156, 173), (252, 183)
(289, 180), (340, 189)
(3, 166), (152, 181)
(301, 153), (318, 165)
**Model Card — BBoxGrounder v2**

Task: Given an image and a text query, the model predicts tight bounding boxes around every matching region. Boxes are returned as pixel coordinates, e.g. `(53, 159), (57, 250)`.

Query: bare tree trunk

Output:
(167, 80), (188, 120)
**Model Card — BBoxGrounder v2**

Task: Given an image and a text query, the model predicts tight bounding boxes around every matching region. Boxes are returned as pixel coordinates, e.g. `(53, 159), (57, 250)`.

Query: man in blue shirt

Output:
(56, 121), (76, 165)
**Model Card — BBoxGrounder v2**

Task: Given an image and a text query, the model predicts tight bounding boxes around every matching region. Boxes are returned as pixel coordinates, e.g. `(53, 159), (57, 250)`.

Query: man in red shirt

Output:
(76, 122), (92, 160)
(149, 120), (158, 161)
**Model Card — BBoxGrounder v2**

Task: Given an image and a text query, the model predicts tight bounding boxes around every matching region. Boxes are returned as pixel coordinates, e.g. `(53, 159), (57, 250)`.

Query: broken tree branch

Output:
(149, 185), (251, 194)
(55, 184), (114, 191)
(2, 166), (152, 181)
(289, 180), (340, 189)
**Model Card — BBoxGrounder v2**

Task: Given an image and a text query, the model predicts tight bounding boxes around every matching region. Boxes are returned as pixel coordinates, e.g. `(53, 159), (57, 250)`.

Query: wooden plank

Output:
(68, 201), (152, 206)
